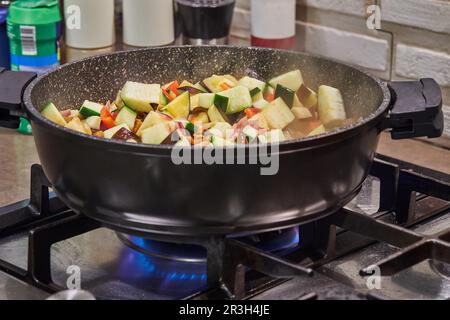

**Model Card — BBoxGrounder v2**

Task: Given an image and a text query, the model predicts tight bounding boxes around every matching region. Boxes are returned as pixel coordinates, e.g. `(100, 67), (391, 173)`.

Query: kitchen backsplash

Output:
(231, 0), (450, 143)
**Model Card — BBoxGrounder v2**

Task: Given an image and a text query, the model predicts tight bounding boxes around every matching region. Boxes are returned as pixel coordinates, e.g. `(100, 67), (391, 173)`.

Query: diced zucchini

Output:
(79, 100), (103, 118)
(238, 76), (266, 92)
(115, 105), (137, 130)
(190, 94), (200, 110)
(243, 125), (259, 141)
(291, 107), (313, 119)
(249, 87), (261, 98)
(275, 84), (295, 107)
(307, 124), (326, 137)
(211, 136), (235, 147)
(213, 94), (229, 113)
(269, 70), (304, 92)
(137, 111), (170, 136)
(166, 91), (190, 119)
(208, 122), (232, 138)
(249, 87), (263, 102)
(104, 123), (129, 139)
(66, 117), (88, 134)
(121, 81), (160, 113)
(317, 85), (347, 128)
(203, 75), (235, 93)
(141, 122), (173, 145)
(298, 85), (318, 109)
(214, 85), (252, 114)
(41, 102), (67, 126)
(253, 99), (270, 110)
(262, 98), (295, 129)
(197, 93), (215, 109)
(85, 116), (101, 130)
(115, 90), (124, 109)
(207, 105), (229, 123)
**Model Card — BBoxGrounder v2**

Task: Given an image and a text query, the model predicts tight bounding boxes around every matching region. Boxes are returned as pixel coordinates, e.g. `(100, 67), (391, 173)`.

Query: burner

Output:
(429, 260), (450, 280)
(118, 233), (207, 263)
(118, 227), (300, 264)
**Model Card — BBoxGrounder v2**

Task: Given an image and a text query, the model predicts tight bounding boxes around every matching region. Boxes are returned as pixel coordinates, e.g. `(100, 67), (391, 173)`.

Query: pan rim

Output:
(23, 45), (391, 153)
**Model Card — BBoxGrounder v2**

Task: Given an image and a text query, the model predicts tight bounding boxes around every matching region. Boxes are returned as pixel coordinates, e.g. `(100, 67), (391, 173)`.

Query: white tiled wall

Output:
(232, 0), (450, 140)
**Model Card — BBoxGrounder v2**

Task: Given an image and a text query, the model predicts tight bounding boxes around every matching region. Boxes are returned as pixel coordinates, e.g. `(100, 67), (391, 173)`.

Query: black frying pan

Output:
(0, 46), (444, 237)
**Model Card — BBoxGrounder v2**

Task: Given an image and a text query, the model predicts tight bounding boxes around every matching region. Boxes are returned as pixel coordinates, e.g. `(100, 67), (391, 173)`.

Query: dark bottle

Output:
(176, 0), (235, 45)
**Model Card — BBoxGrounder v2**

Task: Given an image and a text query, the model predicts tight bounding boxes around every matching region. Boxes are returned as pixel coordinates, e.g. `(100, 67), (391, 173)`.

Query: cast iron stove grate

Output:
(0, 155), (449, 300)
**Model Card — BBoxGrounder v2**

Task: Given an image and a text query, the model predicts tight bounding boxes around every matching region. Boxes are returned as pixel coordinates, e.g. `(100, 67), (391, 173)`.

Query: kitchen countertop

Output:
(0, 127), (448, 208)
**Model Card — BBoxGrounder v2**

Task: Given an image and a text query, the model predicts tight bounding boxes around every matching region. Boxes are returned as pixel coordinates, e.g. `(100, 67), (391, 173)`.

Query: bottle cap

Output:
(7, 0), (61, 25)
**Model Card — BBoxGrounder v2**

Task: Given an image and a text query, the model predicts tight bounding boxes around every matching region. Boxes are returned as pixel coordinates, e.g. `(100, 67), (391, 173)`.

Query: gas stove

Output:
(0, 154), (449, 300)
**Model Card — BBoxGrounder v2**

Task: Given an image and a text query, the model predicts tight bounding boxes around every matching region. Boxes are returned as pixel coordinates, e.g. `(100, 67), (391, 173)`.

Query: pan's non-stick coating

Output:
(24, 46), (391, 237)
(29, 46), (384, 121)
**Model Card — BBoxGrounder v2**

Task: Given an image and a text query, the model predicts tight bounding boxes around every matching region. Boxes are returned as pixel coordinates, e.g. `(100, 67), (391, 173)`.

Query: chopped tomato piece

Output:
(162, 88), (174, 102)
(168, 80), (180, 96)
(100, 106), (116, 129)
(244, 107), (261, 118)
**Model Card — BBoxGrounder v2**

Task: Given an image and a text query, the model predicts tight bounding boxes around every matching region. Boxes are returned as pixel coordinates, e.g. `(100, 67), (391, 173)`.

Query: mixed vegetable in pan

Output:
(41, 69), (355, 146)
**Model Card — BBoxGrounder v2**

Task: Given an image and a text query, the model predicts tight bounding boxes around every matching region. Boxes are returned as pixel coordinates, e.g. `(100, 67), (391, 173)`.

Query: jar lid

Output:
(7, 0), (61, 25)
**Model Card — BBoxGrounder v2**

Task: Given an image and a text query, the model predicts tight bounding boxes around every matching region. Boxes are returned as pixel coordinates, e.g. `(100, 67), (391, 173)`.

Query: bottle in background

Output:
(7, 0), (62, 74)
(0, 1), (11, 69)
(122, 0), (174, 47)
(62, 0), (115, 63)
(251, 0), (296, 50)
(63, 0), (115, 49)
(176, 0), (235, 45)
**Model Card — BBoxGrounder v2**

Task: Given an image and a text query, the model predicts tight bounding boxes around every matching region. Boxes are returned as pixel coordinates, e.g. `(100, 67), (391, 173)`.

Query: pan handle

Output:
(385, 78), (444, 139)
(0, 69), (37, 129)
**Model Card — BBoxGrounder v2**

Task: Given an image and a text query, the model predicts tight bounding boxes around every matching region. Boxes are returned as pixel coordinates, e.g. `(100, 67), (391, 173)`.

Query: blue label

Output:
(11, 53), (58, 74)
(11, 53), (58, 66)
